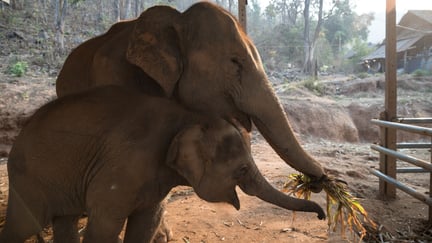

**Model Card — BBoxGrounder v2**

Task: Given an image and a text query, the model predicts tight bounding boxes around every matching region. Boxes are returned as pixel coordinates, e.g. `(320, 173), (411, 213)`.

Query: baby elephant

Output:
(0, 86), (324, 243)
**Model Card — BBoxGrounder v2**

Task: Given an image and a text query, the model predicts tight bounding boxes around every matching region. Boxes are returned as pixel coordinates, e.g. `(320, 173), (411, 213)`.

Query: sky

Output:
(258, 0), (432, 43)
(353, 0), (432, 43)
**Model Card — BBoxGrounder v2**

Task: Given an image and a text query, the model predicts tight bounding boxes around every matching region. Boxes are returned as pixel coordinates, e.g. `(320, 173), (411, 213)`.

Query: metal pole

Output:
(371, 144), (432, 171)
(396, 117), (432, 124)
(372, 169), (432, 206)
(380, 0), (397, 198)
(397, 143), (432, 149)
(396, 168), (428, 173)
(238, 0), (247, 33)
(371, 119), (432, 136)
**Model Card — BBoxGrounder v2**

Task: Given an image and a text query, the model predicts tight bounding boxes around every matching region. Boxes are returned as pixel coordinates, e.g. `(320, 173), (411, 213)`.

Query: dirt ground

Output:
(1, 73), (432, 242)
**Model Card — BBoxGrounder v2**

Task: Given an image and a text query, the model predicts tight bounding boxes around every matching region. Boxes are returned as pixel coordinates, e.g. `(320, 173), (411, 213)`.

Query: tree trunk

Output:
(10, 0), (22, 9)
(113, 0), (120, 22)
(303, 0), (311, 74)
(53, 0), (67, 52)
(121, 0), (132, 20)
(311, 0), (323, 78)
(96, 0), (103, 22)
(38, 0), (48, 24)
(134, 0), (139, 17)
(303, 0), (323, 78)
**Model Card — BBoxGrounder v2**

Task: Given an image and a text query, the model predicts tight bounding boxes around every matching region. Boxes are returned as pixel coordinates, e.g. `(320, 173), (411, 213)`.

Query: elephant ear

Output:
(228, 118), (251, 152)
(166, 125), (207, 188)
(126, 6), (182, 97)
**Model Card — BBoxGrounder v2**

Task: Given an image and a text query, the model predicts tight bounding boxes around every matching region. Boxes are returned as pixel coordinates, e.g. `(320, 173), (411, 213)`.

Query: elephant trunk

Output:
(239, 161), (325, 220)
(239, 77), (325, 179)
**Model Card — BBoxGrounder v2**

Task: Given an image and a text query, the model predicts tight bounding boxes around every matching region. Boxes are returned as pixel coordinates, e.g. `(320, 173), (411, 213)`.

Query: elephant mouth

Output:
(228, 190), (240, 210)
(197, 188), (240, 210)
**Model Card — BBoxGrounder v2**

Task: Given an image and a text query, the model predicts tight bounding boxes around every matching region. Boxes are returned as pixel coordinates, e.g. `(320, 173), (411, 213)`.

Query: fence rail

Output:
(397, 143), (432, 149)
(371, 117), (432, 221)
(371, 169), (432, 206)
(371, 144), (432, 171)
(371, 119), (432, 136)
(395, 118), (432, 124)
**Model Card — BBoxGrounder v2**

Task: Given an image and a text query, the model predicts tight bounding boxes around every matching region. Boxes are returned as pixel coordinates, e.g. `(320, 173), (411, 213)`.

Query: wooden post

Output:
(430, 137), (432, 222)
(380, 0), (397, 198)
(238, 0), (247, 33)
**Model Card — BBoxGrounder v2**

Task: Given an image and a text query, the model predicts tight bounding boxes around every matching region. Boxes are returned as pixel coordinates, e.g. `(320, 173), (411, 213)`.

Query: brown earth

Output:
(1, 72), (432, 242)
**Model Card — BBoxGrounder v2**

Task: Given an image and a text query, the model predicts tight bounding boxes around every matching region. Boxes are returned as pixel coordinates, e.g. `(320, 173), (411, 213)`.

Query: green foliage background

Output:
(0, 0), (375, 77)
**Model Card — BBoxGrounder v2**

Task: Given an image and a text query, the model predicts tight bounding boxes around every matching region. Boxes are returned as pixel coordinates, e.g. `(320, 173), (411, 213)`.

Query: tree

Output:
(0, 0), (374, 77)
(323, 0), (373, 56)
(342, 37), (374, 73)
(113, 0), (120, 21)
(302, 0), (370, 76)
(265, 0), (302, 26)
(247, 0), (262, 37)
(54, 0), (68, 52)
(120, 0), (132, 19)
(303, 0), (323, 77)
(303, 0), (311, 74)
(9, 0), (23, 9)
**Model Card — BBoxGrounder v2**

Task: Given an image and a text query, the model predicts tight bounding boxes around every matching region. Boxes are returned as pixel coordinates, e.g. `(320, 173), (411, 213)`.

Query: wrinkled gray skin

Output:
(0, 87), (325, 243)
(56, 2), (325, 180)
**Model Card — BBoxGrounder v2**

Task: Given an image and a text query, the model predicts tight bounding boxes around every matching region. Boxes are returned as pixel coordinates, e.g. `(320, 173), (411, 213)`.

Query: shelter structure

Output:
(364, 10), (432, 73)
(371, 0), (432, 222)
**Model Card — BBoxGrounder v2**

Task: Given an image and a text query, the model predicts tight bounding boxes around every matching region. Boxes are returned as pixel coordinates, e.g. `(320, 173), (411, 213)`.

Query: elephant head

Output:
(127, 2), (325, 180)
(166, 119), (325, 220)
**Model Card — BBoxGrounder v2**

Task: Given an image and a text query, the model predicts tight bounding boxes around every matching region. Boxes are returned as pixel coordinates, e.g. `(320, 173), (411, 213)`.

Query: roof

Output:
(363, 35), (423, 60)
(401, 10), (432, 26)
(363, 10), (432, 60)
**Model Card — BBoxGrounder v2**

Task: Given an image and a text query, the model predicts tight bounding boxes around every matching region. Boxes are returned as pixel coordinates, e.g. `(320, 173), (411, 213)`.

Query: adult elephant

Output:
(57, 2), (325, 182)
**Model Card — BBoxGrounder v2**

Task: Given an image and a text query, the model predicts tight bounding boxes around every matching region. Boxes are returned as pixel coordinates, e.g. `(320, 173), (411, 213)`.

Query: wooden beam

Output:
(430, 137), (432, 221)
(238, 0), (247, 33)
(380, 0), (397, 198)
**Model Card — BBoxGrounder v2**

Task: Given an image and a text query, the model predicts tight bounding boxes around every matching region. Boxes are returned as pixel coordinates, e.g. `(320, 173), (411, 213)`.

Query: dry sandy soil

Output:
(1, 71), (432, 242)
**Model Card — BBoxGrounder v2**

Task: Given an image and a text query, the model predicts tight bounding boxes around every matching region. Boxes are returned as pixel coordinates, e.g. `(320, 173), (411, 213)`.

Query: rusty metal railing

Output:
(371, 118), (432, 220)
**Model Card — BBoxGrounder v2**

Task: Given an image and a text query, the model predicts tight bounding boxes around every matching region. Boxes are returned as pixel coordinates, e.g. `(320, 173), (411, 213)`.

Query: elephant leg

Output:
(154, 212), (173, 243)
(123, 202), (172, 243)
(82, 214), (125, 243)
(0, 187), (46, 243)
(76, 220), (123, 243)
(52, 215), (80, 243)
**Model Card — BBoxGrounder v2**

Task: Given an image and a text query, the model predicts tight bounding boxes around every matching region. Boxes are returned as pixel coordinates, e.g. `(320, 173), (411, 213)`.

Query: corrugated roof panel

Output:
(363, 35), (423, 60)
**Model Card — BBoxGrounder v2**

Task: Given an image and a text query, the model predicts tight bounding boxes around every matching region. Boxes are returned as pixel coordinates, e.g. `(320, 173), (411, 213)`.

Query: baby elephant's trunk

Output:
(239, 163), (325, 220)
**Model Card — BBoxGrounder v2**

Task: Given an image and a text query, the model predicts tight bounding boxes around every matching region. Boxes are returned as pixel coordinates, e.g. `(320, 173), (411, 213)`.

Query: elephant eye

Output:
(230, 57), (243, 68)
(233, 165), (249, 180)
(230, 57), (243, 79)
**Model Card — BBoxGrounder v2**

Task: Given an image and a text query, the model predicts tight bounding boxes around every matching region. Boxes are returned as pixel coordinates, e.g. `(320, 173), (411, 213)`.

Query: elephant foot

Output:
(153, 214), (173, 243)
(36, 233), (46, 243)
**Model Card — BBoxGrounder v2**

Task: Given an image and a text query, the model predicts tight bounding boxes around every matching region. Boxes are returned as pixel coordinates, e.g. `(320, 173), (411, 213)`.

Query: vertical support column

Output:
(429, 137), (432, 222)
(238, 0), (247, 33)
(380, 0), (397, 198)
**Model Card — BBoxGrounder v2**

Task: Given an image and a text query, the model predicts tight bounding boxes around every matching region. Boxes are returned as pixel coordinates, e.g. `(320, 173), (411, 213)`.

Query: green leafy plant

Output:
(9, 61), (28, 77)
(302, 78), (325, 95)
(412, 69), (431, 77)
(356, 72), (369, 79)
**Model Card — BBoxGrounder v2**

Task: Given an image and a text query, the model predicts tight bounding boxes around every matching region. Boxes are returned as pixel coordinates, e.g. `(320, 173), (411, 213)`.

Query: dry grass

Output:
(283, 173), (377, 242)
